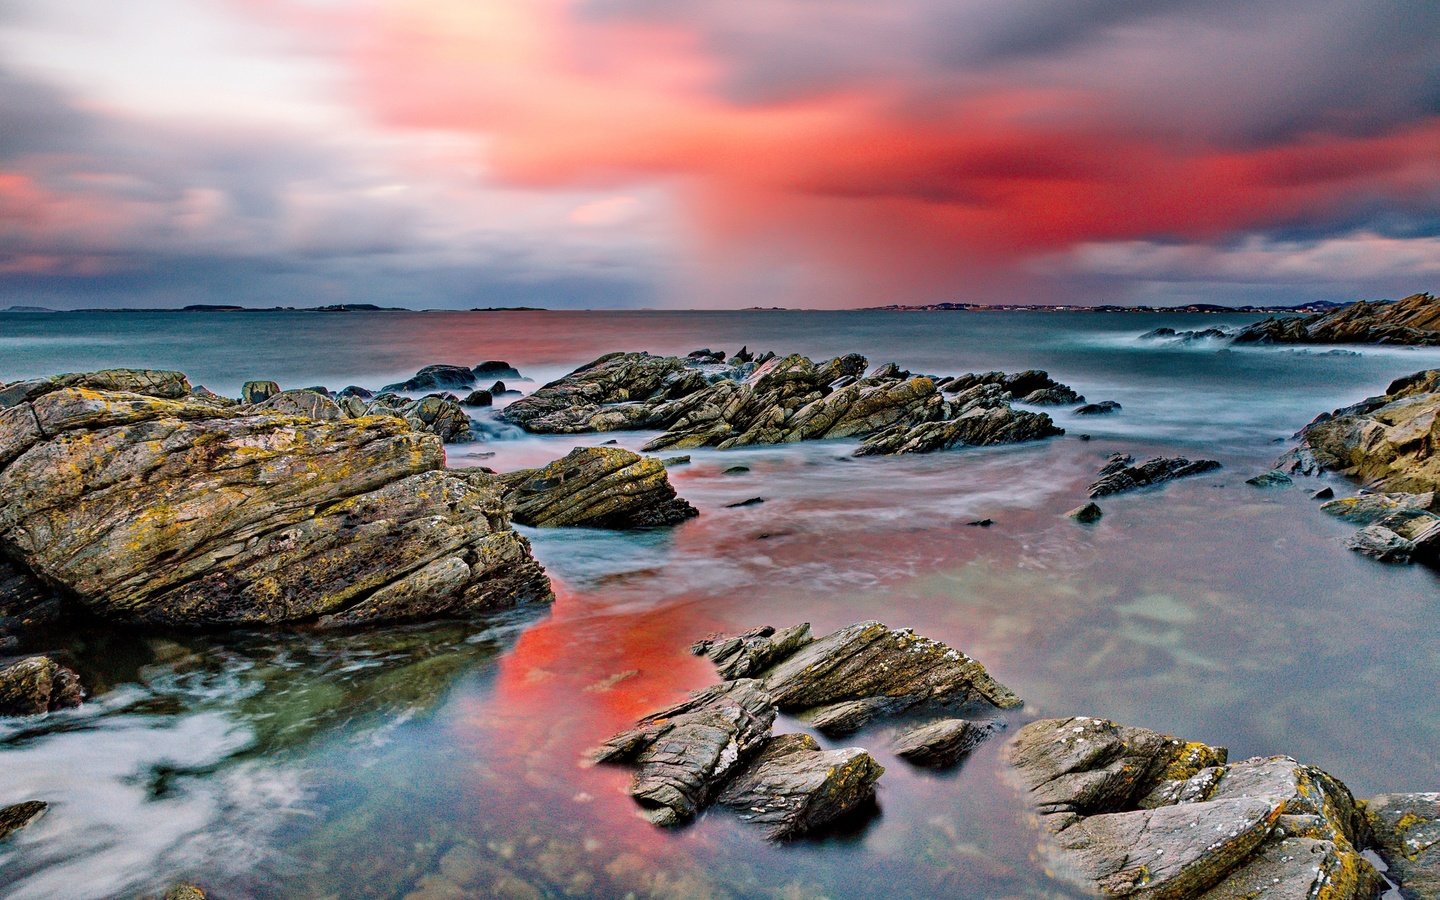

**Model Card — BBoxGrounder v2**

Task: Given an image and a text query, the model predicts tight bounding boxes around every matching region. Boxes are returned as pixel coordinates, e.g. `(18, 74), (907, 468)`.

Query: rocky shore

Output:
(1235, 292), (1440, 346)
(501, 350), (1070, 456)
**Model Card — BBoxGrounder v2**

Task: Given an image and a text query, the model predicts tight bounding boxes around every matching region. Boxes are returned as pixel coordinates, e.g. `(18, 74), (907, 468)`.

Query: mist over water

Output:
(2, 309), (1439, 898)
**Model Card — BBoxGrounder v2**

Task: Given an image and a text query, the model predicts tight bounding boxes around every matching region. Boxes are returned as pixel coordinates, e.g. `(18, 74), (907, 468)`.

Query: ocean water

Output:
(1, 309), (1437, 898)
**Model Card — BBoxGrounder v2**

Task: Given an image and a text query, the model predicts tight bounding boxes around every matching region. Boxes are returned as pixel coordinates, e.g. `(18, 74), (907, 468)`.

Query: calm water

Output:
(1, 310), (1438, 898)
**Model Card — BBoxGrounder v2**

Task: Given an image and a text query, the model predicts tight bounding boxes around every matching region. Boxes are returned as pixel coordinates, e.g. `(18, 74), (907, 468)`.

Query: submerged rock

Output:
(1067, 502), (1104, 523)
(715, 733), (883, 840)
(0, 369), (551, 628)
(1245, 470), (1293, 488)
(1235, 292), (1440, 346)
(1074, 401), (1122, 416)
(590, 679), (776, 826)
(0, 801), (47, 841)
(462, 389), (493, 407)
(1007, 717), (1382, 899)
(1365, 793), (1440, 899)
(0, 655), (82, 715)
(893, 718), (1004, 767)
(1088, 453), (1222, 497)
(498, 447), (698, 528)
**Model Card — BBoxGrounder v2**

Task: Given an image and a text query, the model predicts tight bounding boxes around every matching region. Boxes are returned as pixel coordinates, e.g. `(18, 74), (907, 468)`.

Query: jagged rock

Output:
(1007, 717), (1382, 899)
(1235, 292), (1440, 346)
(0, 370), (551, 628)
(362, 393), (473, 442)
(462, 389), (493, 407)
(1022, 386), (1084, 405)
(1365, 793), (1440, 899)
(500, 352), (705, 434)
(498, 447), (698, 528)
(240, 380), (280, 404)
(893, 718), (1004, 767)
(1291, 372), (1440, 495)
(854, 404), (1063, 456)
(473, 361), (522, 380)
(0, 655), (82, 715)
(1313, 487), (1335, 499)
(1347, 524), (1416, 562)
(1068, 502), (1103, 523)
(381, 364), (476, 393)
(1341, 506), (1440, 564)
(726, 497), (764, 508)
(1088, 453), (1222, 497)
(692, 624), (814, 679)
(1245, 471), (1293, 488)
(0, 801), (46, 840)
(162, 886), (207, 900)
(1140, 327), (1231, 343)
(661, 455), (690, 466)
(0, 557), (63, 646)
(251, 389), (344, 421)
(590, 679), (776, 826)
(751, 621), (1022, 732)
(337, 385), (374, 400)
(715, 733), (883, 839)
(1321, 492), (1438, 524)
(1075, 401), (1122, 416)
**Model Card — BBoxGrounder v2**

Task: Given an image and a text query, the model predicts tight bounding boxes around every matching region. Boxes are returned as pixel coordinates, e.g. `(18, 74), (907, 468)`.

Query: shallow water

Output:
(1, 310), (1437, 898)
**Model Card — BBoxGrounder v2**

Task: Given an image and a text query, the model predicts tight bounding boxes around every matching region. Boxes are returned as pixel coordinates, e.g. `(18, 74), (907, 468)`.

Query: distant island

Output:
(864, 300), (1354, 314)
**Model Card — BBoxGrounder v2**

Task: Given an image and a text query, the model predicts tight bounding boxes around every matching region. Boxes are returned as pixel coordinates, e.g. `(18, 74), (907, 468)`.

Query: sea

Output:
(0, 308), (1434, 898)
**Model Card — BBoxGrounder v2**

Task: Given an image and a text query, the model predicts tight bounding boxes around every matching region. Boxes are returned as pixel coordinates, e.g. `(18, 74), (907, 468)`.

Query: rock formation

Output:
(497, 447), (698, 528)
(1088, 453), (1222, 497)
(0, 801), (47, 841)
(0, 655), (82, 715)
(1007, 717), (1384, 899)
(715, 733), (884, 840)
(1234, 292), (1440, 345)
(1365, 793), (1440, 899)
(892, 718), (1004, 767)
(0, 369), (552, 629)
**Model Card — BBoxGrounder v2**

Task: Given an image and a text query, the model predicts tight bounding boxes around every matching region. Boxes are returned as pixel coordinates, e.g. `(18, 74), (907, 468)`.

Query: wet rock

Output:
(473, 361), (522, 381)
(462, 389), (493, 407)
(726, 497), (765, 508)
(590, 679), (776, 826)
(723, 466), (750, 475)
(1245, 470), (1293, 488)
(488, 381), (510, 395)
(0, 801), (46, 840)
(1365, 793), (1440, 899)
(1140, 327), (1231, 343)
(0, 370), (551, 628)
(0, 655), (82, 715)
(240, 379), (280, 404)
(381, 364), (477, 393)
(498, 447), (698, 528)
(0, 557), (64, 646)
(1074, 401), (1122, 416)
(1235, 292), (1440, 346)
(162, 885), (207, 900)
(854, 404), (1062, 456)
(1313, 487), (1335, 499)
(1289, 370), (1440, 493)
(363, 393), (474, 442)
(660, 455), (690, 466)
(893, 718), (1004, 767)
(1007, 717), (1381, 899)
(715, 733), (884, 840)
(1067, 502), (1103, 523)
(692, 624), (814, 679)
(1346, 524), (1416, 562)
(1088, 453), (1222, 497)
(966, 519), (994, 527)
(1022, 386), (1084, 405)
(499, 352), (704, 434)
(1321, 492), (1437, 525)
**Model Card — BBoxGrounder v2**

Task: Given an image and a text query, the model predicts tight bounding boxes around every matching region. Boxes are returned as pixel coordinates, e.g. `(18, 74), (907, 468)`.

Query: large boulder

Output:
(715, 733), (883, 840)
(1088, 453), (1222, 497)
(1292, 370), (1440, 493)
(0, 655), (82, 715)
(1006, 717), (1383, 899)
(380, 364), (477, 393)
(497, 447), (698, 528)
(1234, 292), (1440, 346)
(1365, 793), (1440, 899)
(0, 370), (551, 628)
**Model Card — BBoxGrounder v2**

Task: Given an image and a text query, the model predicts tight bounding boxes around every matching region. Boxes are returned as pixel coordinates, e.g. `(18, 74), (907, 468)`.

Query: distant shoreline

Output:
(0, 302), (1337, 315)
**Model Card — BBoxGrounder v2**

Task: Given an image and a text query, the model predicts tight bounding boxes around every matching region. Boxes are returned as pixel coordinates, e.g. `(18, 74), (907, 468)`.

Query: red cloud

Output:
(253, 0), (1440, 303)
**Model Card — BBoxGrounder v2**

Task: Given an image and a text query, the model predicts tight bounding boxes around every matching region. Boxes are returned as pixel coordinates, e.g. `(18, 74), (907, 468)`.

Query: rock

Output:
(162, 884), (207, 900)
(240, 380), (280, 404)
(692, 624), (814, 679)
(1074, 401), (1122, 416)
(893, 718), (1004, 767)
(1235, 292), (1440, 346)
(0, 801), (47, 840)
(1067, 502), (1103, 523)
(1088, 453), (1222, 497)
(381, 364), (476, 393)
(1245, 470), (1293, 488)
(462, 389), (493, 407)
(966, 518), (994, 527)
(854, 404), (1063, 456)
(723, 466), (750, 475)
(1022, 386), (1084, 405)
(1347, 525), (1416, 562)
(0, 557), (64, 645)
(0, 369), (192, 408)
(404, 395), (473, 442)
(251, 388), (344, 421)
(660, 455), (690, 466)
(1313, 487), (1335, 499)
(1321, 491), (1438, 524)
(473, 361), (522, 380)
(0, 655), (82, 715)
(336, 385), (374, 400)
(750, 621), (1022, 731)
(488, 380), (509, 395)
(725, 497), (765, 508)
(1006, 717), (1382, 899)
(590, 679), (776, 826)
(499, 352), (704, 434)
(498, 447), (698, 528)
(1140, 327), (1232, 343)
(0, 370), (551, 628)
(715, 733), (884, 840)
(1365, 793), (1440, 899)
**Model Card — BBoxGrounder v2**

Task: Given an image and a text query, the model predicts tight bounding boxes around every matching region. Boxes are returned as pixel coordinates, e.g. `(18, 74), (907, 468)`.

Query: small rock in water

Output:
(965, 519), (994, 527)
(661, 455), (690, 466)
(1346, 525), (1415, 563)
(600, 438), (618, 445)
(726, 497), (765, 508)
(723, 465), (751, 475)
(1073, 400), (1122, 416)
(462, 389), (493, 407)
(1245, 470), (1293, 488)
(715, 733), (884, 840)
(893, 718), (1005, 767)
(1066, 502), (1103, 524)
(0, 656), (83, 716)
(1312, 486), (1335, 499)
(0, 801), (47, 840)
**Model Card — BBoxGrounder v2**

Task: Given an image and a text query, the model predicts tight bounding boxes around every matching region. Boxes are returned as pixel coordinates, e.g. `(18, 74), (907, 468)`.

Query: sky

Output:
(0, 0), (1437, 309)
